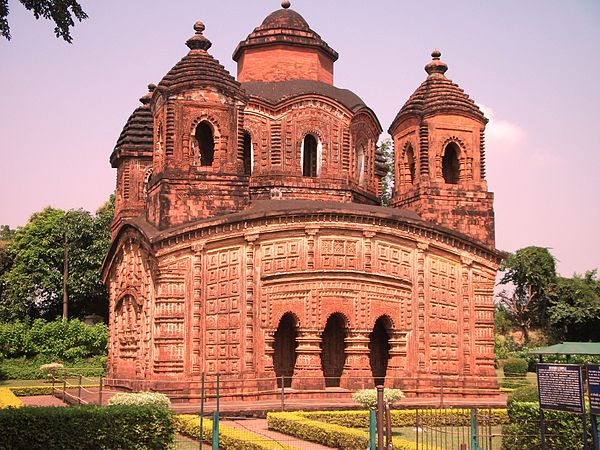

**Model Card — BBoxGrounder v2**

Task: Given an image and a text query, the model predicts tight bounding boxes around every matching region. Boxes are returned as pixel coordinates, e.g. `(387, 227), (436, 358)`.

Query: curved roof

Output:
(157, 22), (243, 98)
(242, 80), (366, 112)
(110, 88), (153, 167)
(233, 4), (338, 62)
(390, 51), (486, 131)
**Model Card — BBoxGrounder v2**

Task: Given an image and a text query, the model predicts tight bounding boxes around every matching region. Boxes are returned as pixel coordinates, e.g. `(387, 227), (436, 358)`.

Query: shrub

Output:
(0, 388), (22, 409)
(176, 414), (295, 450)
(108, 391), (171, 409)
(0, 355), (105, 380)
(39, 363), (64, 378)
(500, 377), (531, 389)
(508, 385), (539, 403)
(9, 384), (99, 396)
(503, 401), (592, 449)
(0, 405), (174, 449)
(352, 388), (405, 409)
(503, 357), (528, 377)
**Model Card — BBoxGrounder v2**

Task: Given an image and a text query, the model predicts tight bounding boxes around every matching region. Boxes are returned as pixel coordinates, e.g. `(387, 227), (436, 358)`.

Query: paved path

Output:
(20, 395), (66, 407)
(222, 418), (334, 449)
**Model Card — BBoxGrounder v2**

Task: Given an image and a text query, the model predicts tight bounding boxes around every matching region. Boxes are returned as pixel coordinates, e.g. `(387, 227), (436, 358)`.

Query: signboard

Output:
(587, 364), (600, 416)
(537, 363), (584, 413)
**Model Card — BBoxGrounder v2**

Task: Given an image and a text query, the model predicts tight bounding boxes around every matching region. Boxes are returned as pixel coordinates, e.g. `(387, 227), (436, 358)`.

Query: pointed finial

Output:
(186, 20), (212, 51)
(425, 49), (448, 76)
(140, 84), (156, 105)
(282, 0), (291, 9)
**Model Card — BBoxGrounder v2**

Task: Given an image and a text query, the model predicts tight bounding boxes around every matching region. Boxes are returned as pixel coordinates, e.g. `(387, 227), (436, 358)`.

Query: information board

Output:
(537, 363), (584, 413)
(587, 364), (600, 416)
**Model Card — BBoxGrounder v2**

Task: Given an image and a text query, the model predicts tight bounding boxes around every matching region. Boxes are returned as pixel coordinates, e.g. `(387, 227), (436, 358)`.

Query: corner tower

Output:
(147, 22), (249, 229)
(389, 51), (495, 247)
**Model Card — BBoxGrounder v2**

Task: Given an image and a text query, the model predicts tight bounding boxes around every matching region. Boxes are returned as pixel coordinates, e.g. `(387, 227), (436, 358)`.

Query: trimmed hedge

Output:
(0, 405), (174, 449)
(298, 409), (508, 428)
(503, 401), (592, 449)
(508, 385), (539, 403)
(268, 411), (433, 450)
(9, 384), (98, 396)
(503, 358), (529, 377)
(0, 355), (105, 380)
(0, 388), (22, 408)
(176, 414), (297, 450)
(500, 377), (531, 389)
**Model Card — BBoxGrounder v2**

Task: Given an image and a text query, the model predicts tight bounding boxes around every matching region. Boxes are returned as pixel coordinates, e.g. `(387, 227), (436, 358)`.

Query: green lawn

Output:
(394, 425), (504, 449)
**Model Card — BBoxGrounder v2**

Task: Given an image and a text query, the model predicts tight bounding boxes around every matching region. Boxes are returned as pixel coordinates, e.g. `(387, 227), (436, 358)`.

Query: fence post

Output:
(470, 408), (480, 450)
(280, 375), (285, 412)
(415, 409), (419, 450)
(98, 377), (103, 405)
(369, 409), (377, 450)
(385, 401), (393, 450)
(62, 369), (67, 400)
(199, 372), (205, 450)
(376, 385), (384, 450)
(211, 411), (219, 450)
(77, 374), (82, 405)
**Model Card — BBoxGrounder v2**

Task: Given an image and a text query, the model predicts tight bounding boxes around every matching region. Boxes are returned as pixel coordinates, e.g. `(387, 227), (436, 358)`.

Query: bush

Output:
(508, 385), (539, 403)
(0, 319), (107, 361)
(503, 358), (528, 377)
(0, 405), (174, 449)
(0, 388), (22, 409)
(500, 377), (531, 389)
(0, 355), (105, 380)
(352, 388), (405, 409)
(39, 363), (64, 378)
(503, 402), (592, 449)
(109, 392), (171, 409)
(176, 414), (295, 450)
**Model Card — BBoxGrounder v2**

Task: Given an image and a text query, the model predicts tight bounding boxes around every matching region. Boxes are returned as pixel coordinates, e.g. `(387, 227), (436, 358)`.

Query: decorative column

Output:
(460, 254), (473, 376)
(292, 328), (325, 390)
(386, 331), (408, 388)
(244, 233), (259, 373)
(416, 243), (428, 371)
(191, 243), (204, 376)
(363, 230), (375, 272)
(340, 330), (372, 390)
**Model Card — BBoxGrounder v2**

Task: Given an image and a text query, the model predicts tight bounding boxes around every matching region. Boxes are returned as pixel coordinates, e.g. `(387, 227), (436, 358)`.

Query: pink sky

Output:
(1, 0), (598, 277)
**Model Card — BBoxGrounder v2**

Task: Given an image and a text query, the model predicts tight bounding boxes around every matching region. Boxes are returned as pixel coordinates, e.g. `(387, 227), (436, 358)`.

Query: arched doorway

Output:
(273, 313), (298, 388)
(321, 313), (347, 387)
(442, 142), (460, 184)
(369, 316), (392, 386)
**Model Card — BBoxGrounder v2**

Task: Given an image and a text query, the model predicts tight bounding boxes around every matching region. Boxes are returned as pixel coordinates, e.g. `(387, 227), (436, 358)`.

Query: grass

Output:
(393, 425), (504, 449)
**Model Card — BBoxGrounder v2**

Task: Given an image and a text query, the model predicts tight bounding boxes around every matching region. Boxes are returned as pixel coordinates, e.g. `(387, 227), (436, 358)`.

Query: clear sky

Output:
(1, 0), (598, 277)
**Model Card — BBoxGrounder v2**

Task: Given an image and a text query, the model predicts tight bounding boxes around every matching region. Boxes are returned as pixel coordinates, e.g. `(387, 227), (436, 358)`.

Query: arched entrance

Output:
(369, 316), (392, 386)
(273, 313), (298, 388)
(321, 313), (347, 387)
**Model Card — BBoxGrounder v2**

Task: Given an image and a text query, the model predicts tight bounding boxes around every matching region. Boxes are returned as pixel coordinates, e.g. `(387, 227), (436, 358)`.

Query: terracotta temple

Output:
(102, 2), (502, 399)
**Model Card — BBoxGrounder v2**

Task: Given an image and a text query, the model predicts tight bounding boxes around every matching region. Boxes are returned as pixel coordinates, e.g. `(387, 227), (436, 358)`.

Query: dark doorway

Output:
(302, 134), (318, 177)
(442, 143), (460, 184)
(321, 313), (347, 387)
(195, 122), (214, 166)
(273, 313), (298, 388)
(242, 132), (252, 175)
(369, 316), (392, 386)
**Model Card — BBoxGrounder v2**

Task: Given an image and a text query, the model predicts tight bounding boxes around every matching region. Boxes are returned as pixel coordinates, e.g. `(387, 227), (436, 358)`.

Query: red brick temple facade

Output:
(102, 2), (501, 398)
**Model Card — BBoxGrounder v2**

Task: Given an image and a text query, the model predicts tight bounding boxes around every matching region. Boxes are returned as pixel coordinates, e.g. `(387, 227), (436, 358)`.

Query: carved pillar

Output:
(191, 243), (204, 375)
(292, 328), (325, 390)
(416, 243), (428, 371)
(460, 255), (474, 375)
(244, 233), (259, 373)
(386, 331), (408, 388)
(305, 226), (319, 270)
(363, 231), (376, 272)
(340, 330), (372, 390)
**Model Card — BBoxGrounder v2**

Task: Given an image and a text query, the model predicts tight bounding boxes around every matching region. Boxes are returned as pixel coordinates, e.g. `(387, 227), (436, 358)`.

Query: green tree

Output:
(547, 270), (600, 342)
(496, 246), (556, 343)
(0, 197), (113, 321)
(0, 226), (15, 307)
(379, 138), (394, 206)
(0, 0), (87, 42)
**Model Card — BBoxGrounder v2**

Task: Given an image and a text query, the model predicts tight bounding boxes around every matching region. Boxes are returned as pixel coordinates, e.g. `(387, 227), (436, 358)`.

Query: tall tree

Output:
(0, 197), (113, 321)
(548, 270), (600, 342)
(496, 246), (556, 343)
(0, 0), (87, 42)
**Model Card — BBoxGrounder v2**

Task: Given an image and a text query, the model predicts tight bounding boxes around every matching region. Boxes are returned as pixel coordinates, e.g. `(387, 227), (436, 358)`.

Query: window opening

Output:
(195, 122), (215, 166)
(442, 143), (460, 184)
(302, 134), (318, 177)
(243, 132), (252, 175)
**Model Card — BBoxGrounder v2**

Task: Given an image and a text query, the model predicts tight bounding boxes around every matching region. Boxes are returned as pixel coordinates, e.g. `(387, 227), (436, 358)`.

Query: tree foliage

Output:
(497, 246), (556, 343)
(379, 138), (394, 206)
(0, 196), (113, 321)
(547, 270), (600, 342)
(0, 0), (87, 42)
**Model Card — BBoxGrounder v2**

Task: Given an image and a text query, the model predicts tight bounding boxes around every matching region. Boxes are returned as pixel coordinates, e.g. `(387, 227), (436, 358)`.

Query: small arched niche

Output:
(320, 313), (348, 388)
(302, 134), (320, 177)
(405, 145), (416, 184)
(242, 132), (253, 175)
(442, 142), (460, 184)
(356, 143), (365, 185)
(195, 121), (215, 167)
(273, 313), (298, 388)
(369, 315), (392, 386)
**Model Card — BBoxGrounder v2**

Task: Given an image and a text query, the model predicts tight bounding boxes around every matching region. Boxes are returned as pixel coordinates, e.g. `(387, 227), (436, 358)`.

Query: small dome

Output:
(233, 5), (337, 63)
(157, 22), (243, 98)
(390, 51), (486, 130)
